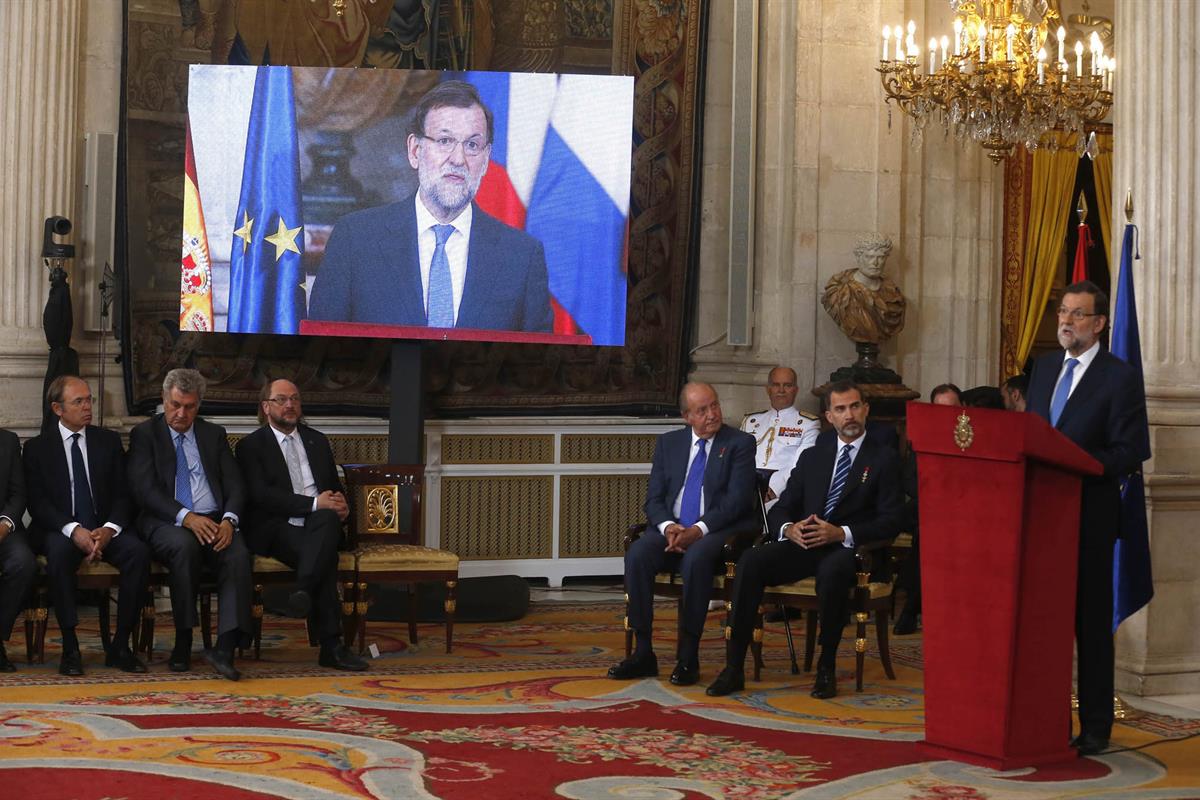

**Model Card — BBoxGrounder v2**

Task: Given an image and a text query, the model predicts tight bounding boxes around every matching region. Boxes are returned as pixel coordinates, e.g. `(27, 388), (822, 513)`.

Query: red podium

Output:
(906, 402), (1102, 770)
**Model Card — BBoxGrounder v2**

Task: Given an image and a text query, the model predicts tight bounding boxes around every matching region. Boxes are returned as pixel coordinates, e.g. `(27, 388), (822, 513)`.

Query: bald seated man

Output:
(608, 382), (757, 687)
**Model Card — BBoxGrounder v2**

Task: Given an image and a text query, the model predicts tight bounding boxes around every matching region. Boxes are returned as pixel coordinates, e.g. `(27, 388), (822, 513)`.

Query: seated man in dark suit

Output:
(608, 382), (757, 686)
(23, 375), (150, 675)
(707, 380), (904, 699)
(127, 368), (252, 681)
(235, 379), (366, 671)
(309, 80), (553, 333)
(0, 428), (35, 672)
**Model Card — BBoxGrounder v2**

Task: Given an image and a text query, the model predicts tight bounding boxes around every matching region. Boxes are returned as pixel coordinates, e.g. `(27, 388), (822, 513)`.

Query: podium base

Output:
(918, 740), (1077, 771)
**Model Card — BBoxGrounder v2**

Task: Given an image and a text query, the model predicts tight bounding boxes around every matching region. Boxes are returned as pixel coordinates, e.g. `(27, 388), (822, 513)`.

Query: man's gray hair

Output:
(853, 233), (893, 258)
(162, 368), (206, 401)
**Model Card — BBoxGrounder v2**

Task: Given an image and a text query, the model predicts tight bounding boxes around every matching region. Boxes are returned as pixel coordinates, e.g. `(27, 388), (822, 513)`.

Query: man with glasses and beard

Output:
(235, 379), (366, 671)
(1026, 279), (1149, 756)
(309, 80), (553, 333)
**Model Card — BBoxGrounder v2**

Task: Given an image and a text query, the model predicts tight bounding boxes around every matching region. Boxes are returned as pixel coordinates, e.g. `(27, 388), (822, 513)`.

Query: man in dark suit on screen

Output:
(1027, 280), (1149, 756)
(0, 428), (34, 672)
(235, 378), (366, 671)
(607, 382), (757, 687)
(707, 380), (903, 699)
(309, 80), (553, 333)
(128, 368), (252, 681)
(23, 375), (150, 675)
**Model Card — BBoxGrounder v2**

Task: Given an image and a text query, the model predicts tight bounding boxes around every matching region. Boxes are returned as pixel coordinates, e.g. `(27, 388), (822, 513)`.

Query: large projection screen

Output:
(184, 65), (633, 347)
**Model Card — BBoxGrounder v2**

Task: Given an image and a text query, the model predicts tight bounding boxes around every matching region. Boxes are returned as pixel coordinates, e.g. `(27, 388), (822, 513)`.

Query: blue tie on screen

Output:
(823, 444), (853, 518)
(175, 433), (194, 508)
(1049, 357), (1079, 426)
(678, 439), (707, 527)
(70, 433), (98, 530)
(427, 224), (456, 328)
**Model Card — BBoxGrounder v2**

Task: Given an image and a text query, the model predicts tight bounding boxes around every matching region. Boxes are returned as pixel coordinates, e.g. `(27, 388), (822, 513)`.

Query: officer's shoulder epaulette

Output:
(797, 410), (819, 421)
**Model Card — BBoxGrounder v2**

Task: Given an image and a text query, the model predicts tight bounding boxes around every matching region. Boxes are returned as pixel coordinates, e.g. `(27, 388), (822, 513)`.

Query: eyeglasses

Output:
(417, 134), (489, 158)
(268, 395), (301, 406)
(63, 396), (93, 407)
(1056, 307), (1101, 321)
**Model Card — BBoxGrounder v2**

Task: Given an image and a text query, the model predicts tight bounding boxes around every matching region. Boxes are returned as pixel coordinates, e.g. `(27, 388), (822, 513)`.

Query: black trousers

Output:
(726, 539), (856, 670)
(34, 528), (150, 644)
(248, 510), (343, 643)
(147, 524), (252, 638)
(624, 526), (732, 664)
(0, 529), (35, 641)
(1076, 530), (1115, 739)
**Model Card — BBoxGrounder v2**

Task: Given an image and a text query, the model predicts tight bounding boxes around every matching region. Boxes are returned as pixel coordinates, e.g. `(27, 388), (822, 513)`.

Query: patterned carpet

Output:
(1, 601), (1198, 799)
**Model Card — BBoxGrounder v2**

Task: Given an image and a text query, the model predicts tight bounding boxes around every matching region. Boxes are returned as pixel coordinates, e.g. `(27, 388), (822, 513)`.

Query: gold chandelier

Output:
(877, 0), (1113, 164)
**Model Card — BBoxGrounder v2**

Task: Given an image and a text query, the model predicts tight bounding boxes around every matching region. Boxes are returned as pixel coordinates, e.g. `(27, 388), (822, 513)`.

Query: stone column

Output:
(1113, 0), (1200, 695)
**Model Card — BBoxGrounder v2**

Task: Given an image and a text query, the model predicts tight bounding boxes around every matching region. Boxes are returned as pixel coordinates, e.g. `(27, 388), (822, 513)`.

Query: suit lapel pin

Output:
(860, 466), (870, 484)
(719, 447), (725, 458)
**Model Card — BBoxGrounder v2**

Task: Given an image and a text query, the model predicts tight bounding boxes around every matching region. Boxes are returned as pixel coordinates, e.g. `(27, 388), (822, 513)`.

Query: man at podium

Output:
(1027, 280), (1150, 756)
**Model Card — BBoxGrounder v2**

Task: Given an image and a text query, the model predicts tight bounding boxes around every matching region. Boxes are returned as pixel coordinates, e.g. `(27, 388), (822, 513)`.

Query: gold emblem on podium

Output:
(953, 412), (974, 451)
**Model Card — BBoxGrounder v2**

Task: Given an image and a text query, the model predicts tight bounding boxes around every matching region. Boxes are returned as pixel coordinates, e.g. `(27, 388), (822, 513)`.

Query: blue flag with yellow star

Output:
(227, 65), (305, 334)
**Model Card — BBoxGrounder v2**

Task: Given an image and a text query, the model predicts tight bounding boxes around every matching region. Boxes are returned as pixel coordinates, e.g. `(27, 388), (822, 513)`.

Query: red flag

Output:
(1071, 222), (1092, 283)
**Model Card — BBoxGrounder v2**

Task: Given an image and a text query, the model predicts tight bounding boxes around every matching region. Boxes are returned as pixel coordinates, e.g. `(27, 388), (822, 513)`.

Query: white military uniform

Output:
(741, 406), (821, 504)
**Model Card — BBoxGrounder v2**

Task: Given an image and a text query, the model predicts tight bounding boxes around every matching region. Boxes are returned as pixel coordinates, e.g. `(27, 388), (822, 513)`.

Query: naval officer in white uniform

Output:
(740, 366), (820, 508)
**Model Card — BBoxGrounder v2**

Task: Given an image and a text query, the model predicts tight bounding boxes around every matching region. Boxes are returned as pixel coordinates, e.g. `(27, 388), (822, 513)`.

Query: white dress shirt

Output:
(415, 193), (473, 324)
(271, 425), (319, 525)
(1052, 339), (1101, 402)
(57, 421), (121, 538)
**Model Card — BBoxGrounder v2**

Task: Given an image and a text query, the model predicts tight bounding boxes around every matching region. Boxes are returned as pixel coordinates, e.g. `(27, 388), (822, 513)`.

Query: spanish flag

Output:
(180, 122), (214, 332)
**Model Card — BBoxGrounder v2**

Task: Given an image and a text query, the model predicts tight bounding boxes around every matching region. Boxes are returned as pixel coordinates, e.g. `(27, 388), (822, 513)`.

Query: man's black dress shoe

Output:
(288, 589), (312, 618)
(705, 667), (745, 697)
(168, 646), (191, 672)
(58, 649), (84, 677)
(810, 666), (837, 699)
(892, 609), (919, 635)
(606, 652), (658, 680)
(319, 644), (369, 671)
(1070, 732), (1109, 756)
(0, 644), (15, 673)
(105, 646), (148, 673)
(668, 661), (699, 686)
(205, 649), (241, 681)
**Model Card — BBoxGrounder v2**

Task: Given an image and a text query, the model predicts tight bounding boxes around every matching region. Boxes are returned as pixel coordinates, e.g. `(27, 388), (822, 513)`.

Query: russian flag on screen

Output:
(464, 72), (632, 346)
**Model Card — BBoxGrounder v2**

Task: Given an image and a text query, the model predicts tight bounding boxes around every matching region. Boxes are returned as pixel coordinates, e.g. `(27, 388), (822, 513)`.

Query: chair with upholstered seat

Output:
(343, 464), (459, 653)
(747, 538), (898, 691)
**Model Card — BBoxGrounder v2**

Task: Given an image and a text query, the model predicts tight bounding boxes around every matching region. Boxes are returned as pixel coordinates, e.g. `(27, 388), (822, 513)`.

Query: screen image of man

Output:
(308, 80), (553, 332)
(1026, 280), (1150, 756)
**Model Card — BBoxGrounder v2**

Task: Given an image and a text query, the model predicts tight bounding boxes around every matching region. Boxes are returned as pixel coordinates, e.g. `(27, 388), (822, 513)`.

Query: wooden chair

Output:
(343, 464), (459, 653)
(747, 538), (898, 691)
(24, 558), (159, 663)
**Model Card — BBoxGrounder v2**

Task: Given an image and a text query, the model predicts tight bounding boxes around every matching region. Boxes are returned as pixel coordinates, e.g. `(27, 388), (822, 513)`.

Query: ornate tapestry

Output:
(121, 0), (707, 416)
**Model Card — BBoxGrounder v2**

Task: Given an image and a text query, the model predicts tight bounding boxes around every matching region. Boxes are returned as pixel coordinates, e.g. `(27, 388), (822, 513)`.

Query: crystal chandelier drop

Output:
(876, 0), (1113, 164)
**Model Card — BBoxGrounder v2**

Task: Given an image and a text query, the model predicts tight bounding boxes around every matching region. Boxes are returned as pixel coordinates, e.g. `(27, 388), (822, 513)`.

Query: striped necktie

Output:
(823, 444), (853, 518)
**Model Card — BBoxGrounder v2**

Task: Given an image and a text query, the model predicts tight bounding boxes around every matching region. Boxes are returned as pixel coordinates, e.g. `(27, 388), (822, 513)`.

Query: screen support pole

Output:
(389, 341), (424, 464)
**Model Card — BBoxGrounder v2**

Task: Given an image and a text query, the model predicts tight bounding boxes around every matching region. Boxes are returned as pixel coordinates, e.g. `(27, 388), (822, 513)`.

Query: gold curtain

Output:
(1015, 132), (1079, 368)
(1092, 132), (1114, 271)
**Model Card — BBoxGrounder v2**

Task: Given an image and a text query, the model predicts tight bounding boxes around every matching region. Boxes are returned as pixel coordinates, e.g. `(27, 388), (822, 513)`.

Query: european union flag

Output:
(227, 66), (305, 334)
(1110, 222), (1154, 632)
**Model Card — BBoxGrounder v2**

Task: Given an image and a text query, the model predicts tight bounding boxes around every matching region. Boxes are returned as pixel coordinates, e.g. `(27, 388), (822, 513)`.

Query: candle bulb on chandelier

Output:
(1092, 33), (1103, 76)
(1037, 48), (1046, 85)
(978, 21), (988, 63)
(895, 27), (904, 61)
(940, 36), (949, 67)
(1057, 25), (1066, 65)
(882, 25), (890, 60)
(953, 18), (963, 56)
(1075, 40), (1084, 77)
(1005, 24), (1015, 62)
(929, 38), (937, 73)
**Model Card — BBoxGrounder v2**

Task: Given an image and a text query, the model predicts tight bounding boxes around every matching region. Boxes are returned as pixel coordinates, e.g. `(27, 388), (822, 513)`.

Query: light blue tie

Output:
(823, 444), (853, 518)
(174, 433), (193, 508)
(427, 224), (455, 327)
(1049, 357), (1079, 426)
(678, 439), (707, 527)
